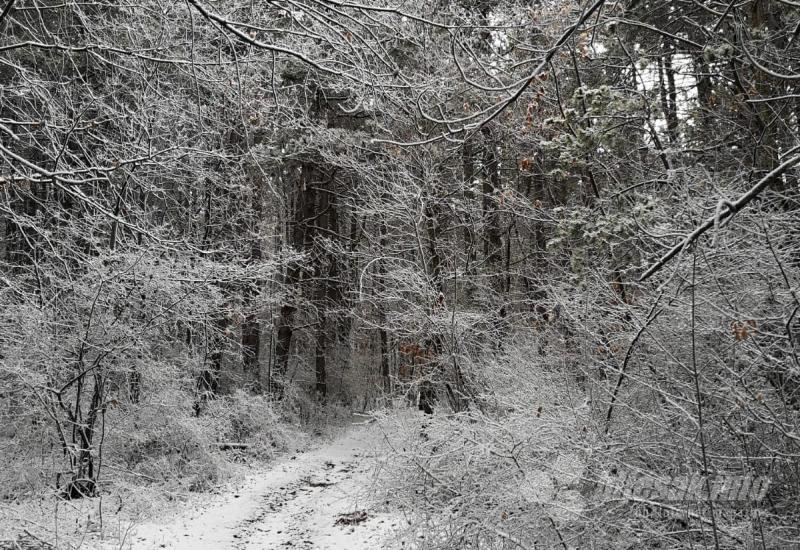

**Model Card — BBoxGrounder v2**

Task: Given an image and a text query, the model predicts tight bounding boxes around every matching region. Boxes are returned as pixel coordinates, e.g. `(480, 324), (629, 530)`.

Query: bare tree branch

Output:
(640, 147), (800, 281)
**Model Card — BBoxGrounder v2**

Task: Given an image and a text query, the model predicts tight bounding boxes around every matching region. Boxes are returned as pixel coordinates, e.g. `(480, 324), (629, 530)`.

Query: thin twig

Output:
(604, 291), (664, 433)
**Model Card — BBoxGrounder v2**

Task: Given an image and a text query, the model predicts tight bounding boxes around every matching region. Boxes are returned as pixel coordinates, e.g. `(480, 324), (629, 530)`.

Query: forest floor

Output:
(87, 415), (401, 550)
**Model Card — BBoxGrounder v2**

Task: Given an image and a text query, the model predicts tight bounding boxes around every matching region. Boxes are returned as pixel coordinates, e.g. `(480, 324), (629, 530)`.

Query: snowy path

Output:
(118, 420), (398, 549)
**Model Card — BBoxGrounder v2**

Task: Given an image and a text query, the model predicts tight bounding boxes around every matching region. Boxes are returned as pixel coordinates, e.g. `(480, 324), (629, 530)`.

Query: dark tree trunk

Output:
(272, 168), (318, 391)
(462, 139), (478, 284)
(693, 53), (713, 128)
(480, 128), (503, 268)
(378, 220), (391, 393)
(273, 303), (296, 380)
(241, 314), (261, 378)
(419, 380), (435, 415)
(314, 319), (327, 397)
(60, 371), (106, 499)
(657, 47), (679, 146)
(242, 169), (264, 383)
(194, 316), (226, 414)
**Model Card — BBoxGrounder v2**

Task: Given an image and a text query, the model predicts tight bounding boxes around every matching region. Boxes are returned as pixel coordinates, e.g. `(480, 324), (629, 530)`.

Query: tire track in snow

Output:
(117, 421), (398, 549)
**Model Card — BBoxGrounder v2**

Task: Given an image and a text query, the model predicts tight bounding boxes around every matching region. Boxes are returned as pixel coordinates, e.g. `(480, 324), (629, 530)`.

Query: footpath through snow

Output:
(109, 418), (399, 549)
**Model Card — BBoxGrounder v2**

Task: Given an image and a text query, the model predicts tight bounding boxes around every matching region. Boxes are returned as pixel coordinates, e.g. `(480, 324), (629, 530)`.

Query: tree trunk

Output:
(314, 318), (327, 397)
(272, 168), (318, 391)
(242, 168), (265, 384)
(378, 219), (391, 393)
(480, 128), (503, 268)
(657, 46), (679, 146)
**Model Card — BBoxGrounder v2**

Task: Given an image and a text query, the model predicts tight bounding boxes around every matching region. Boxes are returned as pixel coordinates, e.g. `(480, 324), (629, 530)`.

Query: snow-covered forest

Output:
(1, 0), (799, 548)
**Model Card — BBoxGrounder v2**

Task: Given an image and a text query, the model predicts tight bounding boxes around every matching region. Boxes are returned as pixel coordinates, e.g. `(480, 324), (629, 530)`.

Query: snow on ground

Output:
(95, 418), (400, 549)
